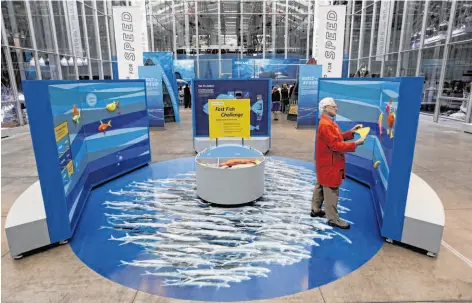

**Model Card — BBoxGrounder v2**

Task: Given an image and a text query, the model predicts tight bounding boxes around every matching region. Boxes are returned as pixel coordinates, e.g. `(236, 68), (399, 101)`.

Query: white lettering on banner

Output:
(66, 0), (83, 57)
(316, 5), (346, 78)
(113, 6), (143, 79)
(376, 0), (391, 61)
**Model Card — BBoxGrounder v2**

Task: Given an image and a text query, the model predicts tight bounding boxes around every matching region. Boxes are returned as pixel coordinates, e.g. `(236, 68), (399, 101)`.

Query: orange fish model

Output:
(98, 120), (112, 134)
(387, 108), (395, 139)
(220, 159), (257, 167)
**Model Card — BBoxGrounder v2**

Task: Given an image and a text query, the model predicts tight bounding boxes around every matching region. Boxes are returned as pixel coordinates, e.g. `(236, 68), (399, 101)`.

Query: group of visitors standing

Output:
(271, 84), (293, 120)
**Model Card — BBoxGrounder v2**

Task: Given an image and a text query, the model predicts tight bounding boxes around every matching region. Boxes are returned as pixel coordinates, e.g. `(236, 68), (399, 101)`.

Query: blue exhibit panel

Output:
(174, 60), (195, 85)
(143, 52), (180, 122)
(192, 79), (272, 138)
(315, 77), (424, 242)
(296, 65), (322, 128)
(23, 80), (152, 244)
(139, 65), (165, 128)
(70, 157), (383, 302)
(232, 58), (300, 86)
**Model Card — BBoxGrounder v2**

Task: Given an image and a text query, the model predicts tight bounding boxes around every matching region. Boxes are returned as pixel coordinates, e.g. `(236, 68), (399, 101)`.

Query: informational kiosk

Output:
(5, 80), (151, 258)
(192, 79), (272, 153)
(315, 77), (444, 256)
(195, 98), (265, 205)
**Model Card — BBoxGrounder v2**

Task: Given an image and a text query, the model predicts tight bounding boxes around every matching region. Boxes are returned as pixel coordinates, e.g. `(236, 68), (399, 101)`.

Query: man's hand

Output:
(351, 124), (363, 132)
(355, 137), (366, 146)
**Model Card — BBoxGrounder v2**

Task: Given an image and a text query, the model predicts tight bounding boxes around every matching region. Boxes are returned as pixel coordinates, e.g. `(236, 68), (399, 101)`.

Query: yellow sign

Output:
(66, 160), (74, 177)
(208, 99), (250, 139)
(355, 127), (371, 139)
(54, 122), (69, 143)
(289, 105), (298, 115)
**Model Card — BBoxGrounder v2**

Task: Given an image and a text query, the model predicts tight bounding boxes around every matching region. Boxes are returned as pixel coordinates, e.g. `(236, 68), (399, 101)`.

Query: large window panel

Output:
(403, 1), (425, 51)
(52, 0), (71, 55)
(451, 1), (472, 43)
(30, 1), (55, 53)
(152, 14), (174, 52)
(265, 14), (285, 57)
(360, 3), (373, 58)
(85, 5), (98, 59)
(350, 2), (362, 59)
(388, 0), (404, 54)
(99, 13), (110, 60)
(37, 52), (60, 80)
(399, 50), (419, 76)
(383, 53), (398, 77)
(370, 1), (381, 58)
(3, 1), (33, 49)
(288, 14), (308, 58)
(424, 1), (451, 48)
(420, 46), (444, 110)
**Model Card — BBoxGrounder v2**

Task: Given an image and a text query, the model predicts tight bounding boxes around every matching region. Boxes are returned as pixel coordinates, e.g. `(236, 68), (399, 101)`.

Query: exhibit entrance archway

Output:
(70, 157), (383, 302)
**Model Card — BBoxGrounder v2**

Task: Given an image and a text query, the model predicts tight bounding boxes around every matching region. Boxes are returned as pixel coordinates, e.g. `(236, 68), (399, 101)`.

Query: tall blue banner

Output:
(297, 65), (322, 128)
(139, 66), (164, 128)
(143, 52), (180, 122)
(192, 79), (271, 137)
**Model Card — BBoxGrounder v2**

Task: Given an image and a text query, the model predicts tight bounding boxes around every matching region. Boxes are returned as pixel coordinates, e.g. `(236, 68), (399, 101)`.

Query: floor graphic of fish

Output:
(102, 159), (353, 288)
(98, 120), (112, 134)
(106, 101), (120, 113)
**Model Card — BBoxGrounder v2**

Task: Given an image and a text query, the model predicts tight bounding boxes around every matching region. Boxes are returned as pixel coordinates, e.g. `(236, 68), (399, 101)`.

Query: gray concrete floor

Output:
(2, 109), (472, 303)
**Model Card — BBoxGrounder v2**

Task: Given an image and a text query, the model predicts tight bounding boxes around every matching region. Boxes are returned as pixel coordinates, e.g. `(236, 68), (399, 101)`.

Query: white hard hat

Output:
(319, 97), (336, 112)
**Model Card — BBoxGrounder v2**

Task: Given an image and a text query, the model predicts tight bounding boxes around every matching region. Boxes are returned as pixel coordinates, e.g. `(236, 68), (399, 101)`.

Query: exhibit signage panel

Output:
(23, 80), (151, 243)
(232, 59), (300, 85)
(192, 79), (271, 138)
(208, 99), (250, 139)
(297, 65), (322, 128)
(139, 66), (164, 127)
(316, 5), (346, 78)
(143, 52), (180, 122)
(113, 6), (143, 79)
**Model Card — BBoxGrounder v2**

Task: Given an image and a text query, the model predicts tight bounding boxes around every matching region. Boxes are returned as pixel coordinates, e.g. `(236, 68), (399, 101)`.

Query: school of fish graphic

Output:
(101, 159), (353, 288)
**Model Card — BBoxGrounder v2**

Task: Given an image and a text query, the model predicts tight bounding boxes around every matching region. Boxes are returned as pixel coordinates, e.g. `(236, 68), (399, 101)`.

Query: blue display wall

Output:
(143, 52), (180, 122)
(23, 80), (151, 243)
(316, 77), (424, 242)
(192, 79), (272, 138)
(232, 59), (300, 86)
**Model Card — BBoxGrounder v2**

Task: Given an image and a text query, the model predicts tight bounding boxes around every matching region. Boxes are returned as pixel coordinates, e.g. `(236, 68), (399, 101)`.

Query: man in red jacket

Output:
(312, 97), (365, 229)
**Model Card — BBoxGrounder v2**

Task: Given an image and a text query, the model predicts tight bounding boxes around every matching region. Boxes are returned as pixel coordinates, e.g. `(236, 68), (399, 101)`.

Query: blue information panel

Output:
(23, 80), (151, 243)
(297, 65), (322, 128)
(143, 52), (180, 122)
(192, 79), (271, 137)
(232, 59), (300, 86)
(139, 66), (164, 128)
(315, 77), (424, 241)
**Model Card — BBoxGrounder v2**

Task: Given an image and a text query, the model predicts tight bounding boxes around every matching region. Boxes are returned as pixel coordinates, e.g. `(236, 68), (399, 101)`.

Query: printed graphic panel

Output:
(174, 60), (195, 86)
(193, 79), (271, 137)
(139, 66), (165, 127)
(232, 59), (300, 86)
(297, 65), (322, 127)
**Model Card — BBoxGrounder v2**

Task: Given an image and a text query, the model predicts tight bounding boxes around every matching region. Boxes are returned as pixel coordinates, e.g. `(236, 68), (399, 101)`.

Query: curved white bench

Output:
(400, 173), (445, 256)
(5, 181), (51, 258)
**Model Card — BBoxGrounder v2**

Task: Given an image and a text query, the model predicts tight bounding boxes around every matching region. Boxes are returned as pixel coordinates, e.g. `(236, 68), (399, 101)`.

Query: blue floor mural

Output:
(70, 157), (383, 301)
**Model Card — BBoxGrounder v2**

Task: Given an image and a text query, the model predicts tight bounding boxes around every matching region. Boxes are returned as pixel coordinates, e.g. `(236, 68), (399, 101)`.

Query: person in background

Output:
(271, 85), (282, 121)
(312, 97), (365, 229)
(178, 86), (184, 107)
(184, 84), (191, 109)
(281, 84), (289, 113)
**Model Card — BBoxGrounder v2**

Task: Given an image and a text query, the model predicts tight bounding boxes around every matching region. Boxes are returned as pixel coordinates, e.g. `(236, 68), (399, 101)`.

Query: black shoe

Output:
(310, 210), (326, 218)
(328, 219), (350, 229)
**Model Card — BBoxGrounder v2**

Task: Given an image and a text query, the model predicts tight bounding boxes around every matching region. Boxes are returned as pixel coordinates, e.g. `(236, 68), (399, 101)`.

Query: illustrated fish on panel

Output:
(98, 120), (112, 134)
(72, 104), (81, 123)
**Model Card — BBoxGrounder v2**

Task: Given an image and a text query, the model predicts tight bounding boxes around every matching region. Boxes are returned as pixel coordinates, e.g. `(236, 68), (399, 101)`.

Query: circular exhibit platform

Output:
(70, 157), (383, 302)
(196, 145), (265, 205)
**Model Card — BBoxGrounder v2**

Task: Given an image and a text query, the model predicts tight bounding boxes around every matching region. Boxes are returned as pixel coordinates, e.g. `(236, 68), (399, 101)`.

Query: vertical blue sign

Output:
(139, 66), (164, 128)
(297, 65), (322, 128)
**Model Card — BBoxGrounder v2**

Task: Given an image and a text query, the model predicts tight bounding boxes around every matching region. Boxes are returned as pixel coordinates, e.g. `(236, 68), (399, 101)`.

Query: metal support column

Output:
(262, 0), (266, 59)
(380, 1), (394, 77)
(306, 1), (312, 61)
(48, 0), (63, 79)
(24, 0), (42, 80)
(148, 1), (154, 52)
(195, 3), (199, 77)
(218, 0), (222, 76)
(172, 0), (177, 59)
(1, 18), (24, 126)
(108, 0), (117, 56)
(240, 1), (244, 59)
(434, 0), (457, 122)
(396, 0), (409, 76)
(285, 0), (289, 59)
(92, 0), (104, 79)
(103, 0), (113, 78)
(416, 0), (430, 76)
(357, 0), (367, 68)
(272, 1), (276, 58)
(348, 1), (355, 75)
(81, 1), (93, 79)
(368, 0), (378, 72)
(344, 0), (352, 58)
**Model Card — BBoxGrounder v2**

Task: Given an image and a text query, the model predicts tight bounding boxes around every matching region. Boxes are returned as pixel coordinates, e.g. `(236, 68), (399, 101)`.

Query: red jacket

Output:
(316, 115), (357, 188)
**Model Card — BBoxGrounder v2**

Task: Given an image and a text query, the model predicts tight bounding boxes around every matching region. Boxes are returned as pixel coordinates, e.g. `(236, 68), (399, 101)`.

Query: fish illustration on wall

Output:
(72, 104), (81, 123)
(106, 101), (121, 115)
(98, 120), (112, 134)
(387, 108), (396, 139)
(378, 112), (383, 138)
(101, 159), (353, 288)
